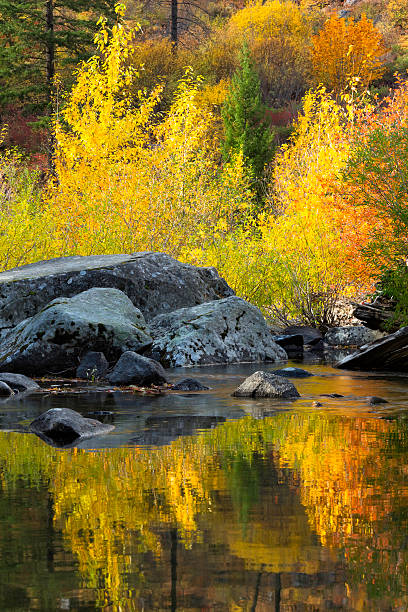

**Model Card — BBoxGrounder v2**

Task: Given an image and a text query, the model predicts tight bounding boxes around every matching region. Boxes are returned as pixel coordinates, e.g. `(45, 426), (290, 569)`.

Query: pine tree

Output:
(0, 0), (117, 113)
(222, 43), (274, 182)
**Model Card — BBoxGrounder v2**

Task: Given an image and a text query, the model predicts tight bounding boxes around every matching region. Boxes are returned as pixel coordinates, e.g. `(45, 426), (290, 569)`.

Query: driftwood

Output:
(353, 297), (397, 331)
(336, 326), (408, 372)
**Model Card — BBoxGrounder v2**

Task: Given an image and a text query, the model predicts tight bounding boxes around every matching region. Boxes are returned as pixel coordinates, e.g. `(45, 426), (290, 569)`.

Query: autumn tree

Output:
(128, 0), (211, 48)
(0, 0), (117, 113)
(199, 0), (314, 107)
(311, 14), (387, 94)
(222, 43), (274, 188)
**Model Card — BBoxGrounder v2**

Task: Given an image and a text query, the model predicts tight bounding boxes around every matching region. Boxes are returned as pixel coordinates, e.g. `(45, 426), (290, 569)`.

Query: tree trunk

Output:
(46, 0), (55, 104)
(45, 0), (56, 172)
(171, 0), (178, 48)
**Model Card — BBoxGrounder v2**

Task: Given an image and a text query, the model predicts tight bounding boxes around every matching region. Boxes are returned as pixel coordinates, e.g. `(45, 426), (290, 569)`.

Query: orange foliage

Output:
(311, 14), (387, 93)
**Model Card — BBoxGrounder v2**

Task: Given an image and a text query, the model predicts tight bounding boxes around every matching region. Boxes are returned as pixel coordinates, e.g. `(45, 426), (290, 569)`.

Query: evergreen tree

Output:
(222, 43), (274, 184)
(0, 0), (117, 113)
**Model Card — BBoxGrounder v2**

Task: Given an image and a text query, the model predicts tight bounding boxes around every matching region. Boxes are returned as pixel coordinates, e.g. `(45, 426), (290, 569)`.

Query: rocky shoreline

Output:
(0, 251), (401, 444)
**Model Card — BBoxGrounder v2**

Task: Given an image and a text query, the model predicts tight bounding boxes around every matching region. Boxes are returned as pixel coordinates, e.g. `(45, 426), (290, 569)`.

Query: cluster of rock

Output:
(272, 324), (385, 358)
(273, 322), (408, 372)
(0, 253), (287, 382)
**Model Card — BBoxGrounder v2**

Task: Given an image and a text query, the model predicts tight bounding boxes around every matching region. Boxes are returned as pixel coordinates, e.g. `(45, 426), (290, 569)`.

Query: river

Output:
(0, 357), (408, 610)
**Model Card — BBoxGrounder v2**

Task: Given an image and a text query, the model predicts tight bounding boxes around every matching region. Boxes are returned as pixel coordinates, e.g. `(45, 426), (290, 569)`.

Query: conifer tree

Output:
(0, 0), (117, 113)
(222, 43), (274, 183)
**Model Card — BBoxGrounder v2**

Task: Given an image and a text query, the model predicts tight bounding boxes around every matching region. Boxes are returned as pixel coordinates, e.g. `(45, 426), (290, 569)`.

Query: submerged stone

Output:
(29, 408), (114, 446)
(367, 396), (388, 405)
(273, 367), (313, 378)
(232, 371), (300, 398)
(172, 378), (210, 391)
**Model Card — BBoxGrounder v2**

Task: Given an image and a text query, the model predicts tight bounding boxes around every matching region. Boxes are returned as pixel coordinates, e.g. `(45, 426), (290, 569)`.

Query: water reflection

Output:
(0, 405), (408, 609)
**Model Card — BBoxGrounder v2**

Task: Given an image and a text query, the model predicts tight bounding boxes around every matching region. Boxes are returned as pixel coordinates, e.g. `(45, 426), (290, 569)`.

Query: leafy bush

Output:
(311, 14), (387, 94)
(377, 265), (408, 328)
(48, 13), (254, 257)
(197, 0), (314, 107)
(387, 0), (408, 29)
(0, 148), (53, 270)
(342, 124), (408, 266)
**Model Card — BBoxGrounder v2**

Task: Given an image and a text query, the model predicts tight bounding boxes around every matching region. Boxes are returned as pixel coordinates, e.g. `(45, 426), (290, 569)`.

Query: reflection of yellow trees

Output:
(0, 433), (220, 608)
(0, 411), (408, 608)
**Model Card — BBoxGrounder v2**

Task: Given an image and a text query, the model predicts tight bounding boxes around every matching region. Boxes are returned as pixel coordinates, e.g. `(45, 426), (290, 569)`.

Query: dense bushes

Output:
(0, 0), (407, 328)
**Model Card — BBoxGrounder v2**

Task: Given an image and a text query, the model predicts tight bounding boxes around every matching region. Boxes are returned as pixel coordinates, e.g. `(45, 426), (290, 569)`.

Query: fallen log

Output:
(353, 297), (396, 331)
(336, 326), (408, 371)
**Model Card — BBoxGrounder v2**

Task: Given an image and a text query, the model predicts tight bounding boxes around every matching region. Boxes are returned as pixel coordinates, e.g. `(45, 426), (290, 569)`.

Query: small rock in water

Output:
(312, 401), (323, 407)
(232, 371), (300, 398)
(108, 351), (167, 386)
(0, 381), (13, 397)
(30, 408), (114, 445)
(172, 378), (210, 391)
(320, 393), (345, 398)
(76, 352), (109, 380)
(367, 396), (388, 405)
(273, 367), (313, 378)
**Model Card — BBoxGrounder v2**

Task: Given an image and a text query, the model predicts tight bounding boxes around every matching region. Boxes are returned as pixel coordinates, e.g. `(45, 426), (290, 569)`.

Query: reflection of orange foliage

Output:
(277, 418), (394, 547)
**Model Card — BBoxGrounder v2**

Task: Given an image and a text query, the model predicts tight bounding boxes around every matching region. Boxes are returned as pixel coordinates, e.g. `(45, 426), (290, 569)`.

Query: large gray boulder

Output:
(0, 252), (233, 332)
(107, 351), (167, 386)
(149, 296), (287, 367)
(30, 408), (114, 445)
(233, 371), (300, 398)
(336, 326), (408, 371)
(0, 288), (152, 376)
(0, 373), (39, 392)
(325, 326), (385, 347)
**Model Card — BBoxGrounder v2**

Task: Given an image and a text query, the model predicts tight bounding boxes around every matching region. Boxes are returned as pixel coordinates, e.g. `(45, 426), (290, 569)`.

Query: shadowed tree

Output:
(0, 0), (117, 113)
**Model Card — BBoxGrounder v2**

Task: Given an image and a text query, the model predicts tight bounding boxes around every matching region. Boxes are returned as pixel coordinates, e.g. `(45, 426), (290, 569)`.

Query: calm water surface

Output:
(1, 359), (408, 610)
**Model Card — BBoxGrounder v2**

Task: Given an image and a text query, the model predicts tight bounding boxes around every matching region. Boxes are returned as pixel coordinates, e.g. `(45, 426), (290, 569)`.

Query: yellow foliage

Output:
(387, 0), (408, 29)
(311, 14), (387, 93)
(127, 37), (192, 107)
(47, 16), (254, 258)
(271, 86), (377, 297)
(0, 149), (55, 271)
(199, 0), (314, 105)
